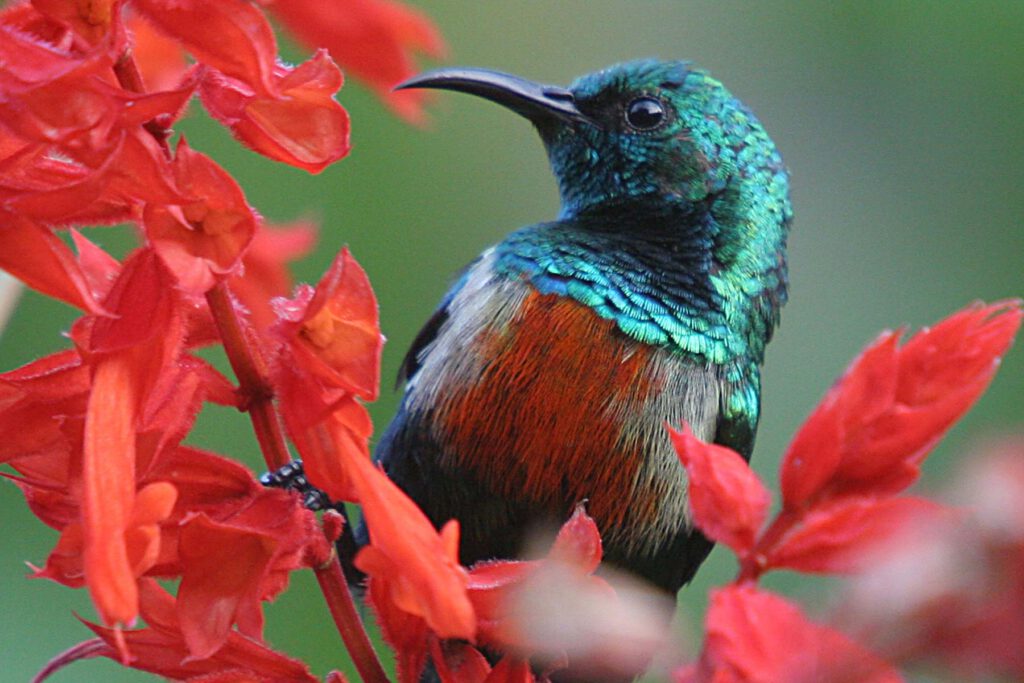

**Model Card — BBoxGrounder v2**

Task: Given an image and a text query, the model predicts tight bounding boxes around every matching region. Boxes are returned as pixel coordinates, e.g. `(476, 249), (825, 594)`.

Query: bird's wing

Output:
(713, 376), (758, 461)
(395, 257), (480, 387)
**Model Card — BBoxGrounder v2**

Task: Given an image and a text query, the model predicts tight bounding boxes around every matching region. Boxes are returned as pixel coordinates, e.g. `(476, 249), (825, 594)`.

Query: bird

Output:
(366, 59), (791, 596)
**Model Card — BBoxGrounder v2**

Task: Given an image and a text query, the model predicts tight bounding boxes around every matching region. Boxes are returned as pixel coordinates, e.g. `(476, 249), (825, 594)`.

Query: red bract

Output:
(199, 51), (351, 173)
(781, 301), (1022, 508)
(680, 585), (902, 683)
(267, 0), (447, 123)
(143, 139), (257, 294)
(229, 219), (317, 332)
(132, 0), (279, 95)
(273, 247), (383, 401)
(671, 424), (770, 558)
(77, 579), (320, 682)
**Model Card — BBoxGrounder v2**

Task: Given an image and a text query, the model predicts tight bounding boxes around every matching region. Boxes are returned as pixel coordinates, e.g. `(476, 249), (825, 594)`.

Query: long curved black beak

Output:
(395, 67), (589, 125)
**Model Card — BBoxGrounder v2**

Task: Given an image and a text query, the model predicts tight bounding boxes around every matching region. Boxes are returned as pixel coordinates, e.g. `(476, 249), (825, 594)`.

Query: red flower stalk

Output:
(0, 0), (450, 680)
(671, 300), (1021, 683)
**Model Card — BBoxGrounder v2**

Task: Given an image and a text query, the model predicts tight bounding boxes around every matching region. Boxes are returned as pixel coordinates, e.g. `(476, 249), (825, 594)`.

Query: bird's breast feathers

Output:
(405, 251), (724, 555)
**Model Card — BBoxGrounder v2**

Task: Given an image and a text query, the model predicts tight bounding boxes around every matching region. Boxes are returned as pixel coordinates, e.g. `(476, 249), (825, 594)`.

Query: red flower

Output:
(199, 51), (351, 173)
(671, 424), (770, 558)
(679, 585), (902, 683)
(267, 0), (447, 123)
(354, 455), (475, 660)
(780, 301), (1022, 507)
(144, 139), (258, 294)
(78, 579), (321, 682)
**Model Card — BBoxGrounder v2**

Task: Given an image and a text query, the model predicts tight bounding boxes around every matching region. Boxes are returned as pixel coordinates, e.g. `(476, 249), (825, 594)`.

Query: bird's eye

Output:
(624, 97), (666, 131)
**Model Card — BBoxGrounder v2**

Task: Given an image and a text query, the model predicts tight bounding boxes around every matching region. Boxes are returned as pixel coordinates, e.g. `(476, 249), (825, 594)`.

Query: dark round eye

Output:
(624, 97), (666, 130)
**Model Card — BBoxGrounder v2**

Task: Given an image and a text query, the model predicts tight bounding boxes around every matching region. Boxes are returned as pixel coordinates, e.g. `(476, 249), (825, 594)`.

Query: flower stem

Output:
(315, 557), (390, 683)
(737, 509), (800, 584)
(205, 282), (292, 471)
(115, 43), (389, 683)
(113, 49), (172, 158)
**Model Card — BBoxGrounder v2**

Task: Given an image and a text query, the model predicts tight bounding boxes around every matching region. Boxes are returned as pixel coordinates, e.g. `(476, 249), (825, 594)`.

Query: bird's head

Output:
(398, 59), (788, 220)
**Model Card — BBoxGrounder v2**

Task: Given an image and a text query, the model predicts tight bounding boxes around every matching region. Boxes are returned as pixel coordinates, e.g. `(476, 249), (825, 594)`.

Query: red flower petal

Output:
(81, 351), (143, 625)
(273, 247), (383, 401)
(199, 51), (351, 173)
(0, 214), (106, 313)
(671, 424), (770, 557)
(144, 139), (257, 294)
(267, 0), (447, 123)
(781, 301), (1022, 508)
(692, 585), (902, 683)
(354, 454), (475, 641)
(126, 13), (188, 93)
(132, 0), (278, 94)
(762, 496), (944, 574)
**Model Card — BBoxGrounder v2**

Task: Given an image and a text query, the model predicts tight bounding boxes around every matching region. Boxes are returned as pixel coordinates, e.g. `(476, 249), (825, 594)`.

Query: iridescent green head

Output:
(398, 61), (791, 364)
(398, 59), (789, 220)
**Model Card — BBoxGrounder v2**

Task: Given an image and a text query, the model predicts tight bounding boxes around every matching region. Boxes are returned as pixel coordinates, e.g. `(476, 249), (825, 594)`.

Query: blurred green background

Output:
(2, 1), (1022, 680)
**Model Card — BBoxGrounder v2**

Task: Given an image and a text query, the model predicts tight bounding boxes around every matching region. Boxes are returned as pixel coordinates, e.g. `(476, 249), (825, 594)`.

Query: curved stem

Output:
(113, 47), (389, 681)
(315, 558), (390, 683)
(205, 282), (292, 470)
(113, 49), (172, 157)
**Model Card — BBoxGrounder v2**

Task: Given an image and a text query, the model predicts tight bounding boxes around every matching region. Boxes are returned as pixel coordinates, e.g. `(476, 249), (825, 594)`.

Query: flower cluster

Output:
(671, 301), (1022, 683)
(2, 2), (1023, 682)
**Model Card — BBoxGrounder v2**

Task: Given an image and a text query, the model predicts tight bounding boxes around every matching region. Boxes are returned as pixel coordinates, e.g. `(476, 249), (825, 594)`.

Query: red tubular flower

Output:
(144, 139), (257, 294)
(780, 301), (1022, 508)
(671, 424), (770, 558)
(71, 249), (183, 627)
(199, 51), (351, 173)
(229, 219), (317, 332)
(680, 585), (903, 683)
(272, 247), (383, 502)
(267, 0), (447, 123)
(77, 579), (320, 682)
(354, 454), (475, 639)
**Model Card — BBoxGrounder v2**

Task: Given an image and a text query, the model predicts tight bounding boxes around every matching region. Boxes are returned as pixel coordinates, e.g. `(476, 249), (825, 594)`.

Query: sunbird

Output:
(370, 59), (792, 594)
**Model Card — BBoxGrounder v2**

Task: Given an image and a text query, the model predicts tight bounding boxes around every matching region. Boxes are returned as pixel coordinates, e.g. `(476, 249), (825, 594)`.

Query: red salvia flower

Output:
(199, 51), (351, 173)
(780, 300), (1023, 507)
(678, 585), (903, 683)
(267, 0), (447, 123)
